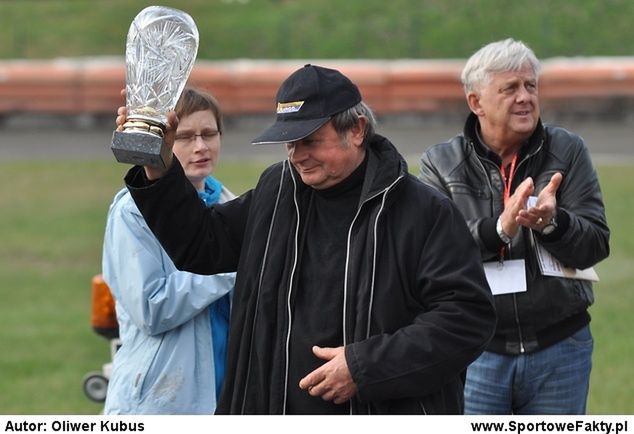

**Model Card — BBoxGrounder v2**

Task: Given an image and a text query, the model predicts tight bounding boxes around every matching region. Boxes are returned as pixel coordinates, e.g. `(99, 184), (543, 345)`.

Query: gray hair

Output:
(331, 101), (377, 144)
(461, 38), (541, 94)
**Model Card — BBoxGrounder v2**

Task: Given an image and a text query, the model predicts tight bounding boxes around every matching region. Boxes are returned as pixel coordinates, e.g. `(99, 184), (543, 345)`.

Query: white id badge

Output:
(483, 259), (527, 295)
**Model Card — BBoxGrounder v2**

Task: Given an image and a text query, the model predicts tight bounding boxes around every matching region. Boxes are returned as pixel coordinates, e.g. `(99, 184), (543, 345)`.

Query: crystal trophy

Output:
(111, 6), (199, 168)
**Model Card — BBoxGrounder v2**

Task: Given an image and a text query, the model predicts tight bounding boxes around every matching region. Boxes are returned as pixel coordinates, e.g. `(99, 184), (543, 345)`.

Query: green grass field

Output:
(2, 0), (634, 60)
(0, 160), (631, 414)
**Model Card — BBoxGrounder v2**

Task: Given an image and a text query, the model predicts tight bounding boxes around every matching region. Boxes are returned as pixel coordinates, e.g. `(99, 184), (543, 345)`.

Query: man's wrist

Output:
(496, 216), (512, 244)
(144, 155), (173, 181)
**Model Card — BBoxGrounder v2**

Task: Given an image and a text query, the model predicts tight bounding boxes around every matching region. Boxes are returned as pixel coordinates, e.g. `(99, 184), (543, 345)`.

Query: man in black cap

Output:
(119, 64), (496, 414)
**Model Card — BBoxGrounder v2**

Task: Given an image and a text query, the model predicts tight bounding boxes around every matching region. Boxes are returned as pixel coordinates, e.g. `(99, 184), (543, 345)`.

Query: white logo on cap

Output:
(277, 101), (304, 114)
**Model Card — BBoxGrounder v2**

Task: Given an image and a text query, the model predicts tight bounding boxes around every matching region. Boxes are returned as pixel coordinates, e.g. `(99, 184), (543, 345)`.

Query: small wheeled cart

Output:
(82, 274), (120, 403)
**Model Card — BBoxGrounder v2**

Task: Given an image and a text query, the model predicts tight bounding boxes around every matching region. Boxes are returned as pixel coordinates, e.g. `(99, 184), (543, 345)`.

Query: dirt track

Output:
(1, 114), (632, 164)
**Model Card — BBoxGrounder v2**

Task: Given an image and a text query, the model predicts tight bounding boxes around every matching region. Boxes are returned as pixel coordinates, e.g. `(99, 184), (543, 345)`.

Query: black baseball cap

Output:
(251, 64), (362, 145)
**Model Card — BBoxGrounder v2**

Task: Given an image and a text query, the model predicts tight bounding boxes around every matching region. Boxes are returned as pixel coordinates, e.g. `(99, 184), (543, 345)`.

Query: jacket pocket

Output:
(447, 181), (489, 199)
(134, 334), (165, 401)
(369, 384), (461, 415)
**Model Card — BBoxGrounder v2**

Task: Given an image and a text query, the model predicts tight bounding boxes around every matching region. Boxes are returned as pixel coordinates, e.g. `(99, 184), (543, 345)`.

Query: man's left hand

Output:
(517, 172), (562, 230)
(298, 346), (357, 405)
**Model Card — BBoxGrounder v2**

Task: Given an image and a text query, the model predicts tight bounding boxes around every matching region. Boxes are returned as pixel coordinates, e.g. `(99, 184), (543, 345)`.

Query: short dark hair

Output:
(175, 87), (224, 134)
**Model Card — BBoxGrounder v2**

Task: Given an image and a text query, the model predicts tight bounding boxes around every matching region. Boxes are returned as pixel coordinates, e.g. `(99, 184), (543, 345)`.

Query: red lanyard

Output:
(499, 154), (518, 259)
(501, 153), (518, 207)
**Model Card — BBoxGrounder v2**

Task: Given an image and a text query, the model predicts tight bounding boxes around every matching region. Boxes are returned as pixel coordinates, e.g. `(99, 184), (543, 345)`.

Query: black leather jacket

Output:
(419, 113), (609, 354)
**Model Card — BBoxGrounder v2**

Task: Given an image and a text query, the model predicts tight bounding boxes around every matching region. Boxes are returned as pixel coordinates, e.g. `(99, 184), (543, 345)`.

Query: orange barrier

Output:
(1, 58), (634, 116)
(90, 274), (119, 340)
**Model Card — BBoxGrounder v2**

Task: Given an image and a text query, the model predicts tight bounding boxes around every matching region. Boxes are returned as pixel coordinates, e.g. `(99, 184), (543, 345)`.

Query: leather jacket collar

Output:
(463, 112), (546, 165)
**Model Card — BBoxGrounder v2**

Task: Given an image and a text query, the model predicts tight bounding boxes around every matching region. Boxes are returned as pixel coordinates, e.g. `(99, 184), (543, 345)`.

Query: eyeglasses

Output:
(174, 130), (220, 145)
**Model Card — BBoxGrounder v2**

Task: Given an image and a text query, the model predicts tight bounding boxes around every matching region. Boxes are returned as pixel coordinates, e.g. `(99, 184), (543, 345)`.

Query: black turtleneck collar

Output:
(314, 150), (368, 199)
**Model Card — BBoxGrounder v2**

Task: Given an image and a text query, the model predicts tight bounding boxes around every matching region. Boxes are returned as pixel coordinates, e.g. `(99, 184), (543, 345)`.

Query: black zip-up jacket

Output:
(419, 114), (610, 354)
(125, 134), (496, 414)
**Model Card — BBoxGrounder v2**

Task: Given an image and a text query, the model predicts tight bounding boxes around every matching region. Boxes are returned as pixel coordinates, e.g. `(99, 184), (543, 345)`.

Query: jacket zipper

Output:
(240, 162), (288, 414)
(504, 139), (543, 355)
(344, 175), (404, 343)
(469, 139), (544, 355)
(342, 174), (404, 415)
(512, 293), (525, 353)
(282, 163), (302, 414)
(419, 400), (428, 415)
(278, 163), (405, 415)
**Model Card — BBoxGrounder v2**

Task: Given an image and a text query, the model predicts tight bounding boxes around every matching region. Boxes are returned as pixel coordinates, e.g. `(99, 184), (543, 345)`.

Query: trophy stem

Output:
(123, 117), (166, 137)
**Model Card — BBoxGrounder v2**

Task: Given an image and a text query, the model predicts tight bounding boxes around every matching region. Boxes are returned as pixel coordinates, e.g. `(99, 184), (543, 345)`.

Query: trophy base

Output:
(111, 130), (170, 169)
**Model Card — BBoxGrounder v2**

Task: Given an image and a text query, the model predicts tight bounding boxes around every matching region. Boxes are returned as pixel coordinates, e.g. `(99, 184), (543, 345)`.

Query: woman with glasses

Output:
(102, 87), (235, 414)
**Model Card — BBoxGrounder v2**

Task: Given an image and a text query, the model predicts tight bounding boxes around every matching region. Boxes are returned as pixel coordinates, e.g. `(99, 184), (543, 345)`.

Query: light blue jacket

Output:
(102, 185), (235, 414)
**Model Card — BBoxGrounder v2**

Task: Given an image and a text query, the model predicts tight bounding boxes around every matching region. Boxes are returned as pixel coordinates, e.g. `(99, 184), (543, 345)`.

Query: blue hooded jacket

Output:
(102, 176), (235, 414)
